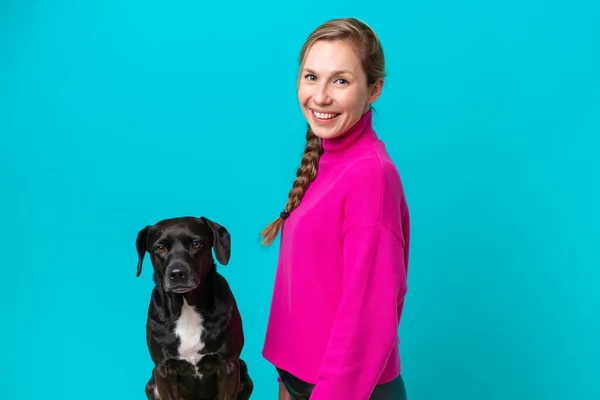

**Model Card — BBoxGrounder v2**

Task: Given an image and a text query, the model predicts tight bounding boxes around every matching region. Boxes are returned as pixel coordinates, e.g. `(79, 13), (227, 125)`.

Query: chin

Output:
(308, 118), (349, 139)
(309, 127), (341, 139)
(306, 117), (342, 139)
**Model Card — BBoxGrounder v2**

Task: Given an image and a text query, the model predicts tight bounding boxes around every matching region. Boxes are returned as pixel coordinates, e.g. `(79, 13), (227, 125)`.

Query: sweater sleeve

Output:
(309, 161), (408, 400)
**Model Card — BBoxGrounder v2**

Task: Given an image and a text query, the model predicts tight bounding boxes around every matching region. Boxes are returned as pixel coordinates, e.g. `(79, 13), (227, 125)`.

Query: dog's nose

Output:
(169, 268), (188, 283)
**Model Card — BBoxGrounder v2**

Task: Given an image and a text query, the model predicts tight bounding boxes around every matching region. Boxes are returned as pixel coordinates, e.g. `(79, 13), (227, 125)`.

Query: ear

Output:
(367, 78), (384, 104)
(136, 225), (151, 277)
(199, 216), (231, 266)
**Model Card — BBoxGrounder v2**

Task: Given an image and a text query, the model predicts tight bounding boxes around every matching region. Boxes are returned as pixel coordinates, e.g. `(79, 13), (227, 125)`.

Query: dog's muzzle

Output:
(164, 262), (199, 293)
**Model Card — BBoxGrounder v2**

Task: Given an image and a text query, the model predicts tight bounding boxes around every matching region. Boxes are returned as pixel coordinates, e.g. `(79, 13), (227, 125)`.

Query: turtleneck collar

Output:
(321, 110), (374, 153)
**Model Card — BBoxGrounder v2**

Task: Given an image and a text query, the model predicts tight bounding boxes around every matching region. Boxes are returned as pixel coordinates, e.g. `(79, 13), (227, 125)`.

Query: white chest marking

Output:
(174, 299), (205, 370)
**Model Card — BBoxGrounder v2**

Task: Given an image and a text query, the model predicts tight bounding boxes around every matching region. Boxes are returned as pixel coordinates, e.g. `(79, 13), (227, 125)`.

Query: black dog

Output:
(136, 216), (253, 400)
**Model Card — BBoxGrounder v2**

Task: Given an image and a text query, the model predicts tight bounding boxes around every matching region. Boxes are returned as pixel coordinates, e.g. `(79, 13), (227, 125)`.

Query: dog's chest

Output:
(174, 299), (206, 366)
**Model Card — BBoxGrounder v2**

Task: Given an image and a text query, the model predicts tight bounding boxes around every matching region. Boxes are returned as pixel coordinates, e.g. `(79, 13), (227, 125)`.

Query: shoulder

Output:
(341, 154), (403, 217)
(338, 141), (408, 231)
(342, 149), (402, 194)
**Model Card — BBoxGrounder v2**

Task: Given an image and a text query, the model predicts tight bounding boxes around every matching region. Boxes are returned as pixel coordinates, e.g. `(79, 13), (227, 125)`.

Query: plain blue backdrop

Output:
(1, 0), (599, 399)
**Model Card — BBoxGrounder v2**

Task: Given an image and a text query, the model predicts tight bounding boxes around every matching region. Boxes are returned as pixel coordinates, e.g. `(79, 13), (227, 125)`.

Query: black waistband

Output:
(277, 368), (314, 398)
(277, 367), (407, 400)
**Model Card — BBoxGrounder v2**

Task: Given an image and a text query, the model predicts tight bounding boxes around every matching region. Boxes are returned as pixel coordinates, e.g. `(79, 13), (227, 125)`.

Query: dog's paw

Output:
(196, 354), (222, 374)
(164, 359), (195, 376)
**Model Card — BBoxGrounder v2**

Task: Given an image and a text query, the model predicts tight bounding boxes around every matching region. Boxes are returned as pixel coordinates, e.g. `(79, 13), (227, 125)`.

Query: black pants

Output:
(277, 368), (407, 400)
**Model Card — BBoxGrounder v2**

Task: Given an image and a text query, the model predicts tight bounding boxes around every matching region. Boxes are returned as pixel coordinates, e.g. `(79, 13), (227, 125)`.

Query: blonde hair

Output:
(260, 17), (386, 246)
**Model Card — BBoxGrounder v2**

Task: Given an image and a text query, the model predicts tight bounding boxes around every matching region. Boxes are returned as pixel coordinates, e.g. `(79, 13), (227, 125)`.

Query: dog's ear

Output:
(136, 225), (151, 277)
(199, 216), (231, 266)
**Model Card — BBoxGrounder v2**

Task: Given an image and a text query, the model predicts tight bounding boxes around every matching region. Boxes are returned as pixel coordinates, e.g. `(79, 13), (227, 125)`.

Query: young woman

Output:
(260, 17), (410, 400)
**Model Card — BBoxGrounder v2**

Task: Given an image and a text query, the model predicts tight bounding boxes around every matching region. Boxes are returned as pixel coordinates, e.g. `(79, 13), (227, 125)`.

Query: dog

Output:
(135, 216), (253, 400)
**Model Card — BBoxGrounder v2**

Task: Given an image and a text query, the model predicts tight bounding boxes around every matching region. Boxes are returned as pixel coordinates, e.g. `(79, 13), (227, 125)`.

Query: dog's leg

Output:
(145, 369), (161, 400)
(154, 367), (175, 400)
(163, 361), (184, 400)
(217, 359), (241, 400)
(237, 359), (253, 400)
(166, 375), (180, 400)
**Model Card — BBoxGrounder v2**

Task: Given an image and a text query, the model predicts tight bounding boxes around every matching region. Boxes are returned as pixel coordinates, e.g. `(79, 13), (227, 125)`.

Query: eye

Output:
(335, 78), (349, 85)
(304, 73), (316, 81)
(155, 245), (166, 254)
(192, 240), (202, 249)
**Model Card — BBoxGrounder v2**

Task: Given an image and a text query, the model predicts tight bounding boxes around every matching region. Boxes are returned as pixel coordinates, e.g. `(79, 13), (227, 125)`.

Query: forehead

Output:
(150, 219), (209, 241)
(303, 40), (362, 73)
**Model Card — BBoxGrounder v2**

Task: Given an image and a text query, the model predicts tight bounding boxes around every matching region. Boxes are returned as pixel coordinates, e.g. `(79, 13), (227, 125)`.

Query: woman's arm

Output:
(309, 222), (407, 400)
(309, 160), (409, 400)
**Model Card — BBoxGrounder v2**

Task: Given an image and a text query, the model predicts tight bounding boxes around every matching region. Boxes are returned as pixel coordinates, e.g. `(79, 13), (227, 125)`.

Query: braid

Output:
(260, 127), (323, 246)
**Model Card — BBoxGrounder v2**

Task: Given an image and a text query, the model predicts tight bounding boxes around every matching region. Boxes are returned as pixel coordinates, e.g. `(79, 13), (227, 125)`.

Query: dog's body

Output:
(136, 216), (253, 400)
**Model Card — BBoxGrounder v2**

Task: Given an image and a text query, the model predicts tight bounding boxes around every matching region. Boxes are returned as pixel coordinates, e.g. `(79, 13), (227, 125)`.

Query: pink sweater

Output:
(262, 110), (410, 399)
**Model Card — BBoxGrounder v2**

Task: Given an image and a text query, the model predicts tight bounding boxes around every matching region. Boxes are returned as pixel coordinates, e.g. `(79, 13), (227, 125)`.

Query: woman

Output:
(260, 17), (410, 400)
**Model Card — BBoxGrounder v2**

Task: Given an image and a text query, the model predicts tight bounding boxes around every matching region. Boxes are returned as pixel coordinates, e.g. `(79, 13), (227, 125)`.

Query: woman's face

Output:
(297, 39), (383, 140)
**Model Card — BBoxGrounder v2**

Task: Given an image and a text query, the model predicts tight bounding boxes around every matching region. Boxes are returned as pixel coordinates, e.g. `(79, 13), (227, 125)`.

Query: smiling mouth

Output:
(311, 109), (340, 121)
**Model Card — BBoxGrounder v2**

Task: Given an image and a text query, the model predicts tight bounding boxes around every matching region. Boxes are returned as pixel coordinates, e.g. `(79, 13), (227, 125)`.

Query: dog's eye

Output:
(156, 245), (166, 254)
(192, 240), (201, 249)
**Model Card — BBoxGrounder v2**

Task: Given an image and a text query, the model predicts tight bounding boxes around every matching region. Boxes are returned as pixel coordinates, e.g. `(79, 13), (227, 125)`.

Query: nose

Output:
(169, 267), (188, 283)
(314, 83), (332, 105)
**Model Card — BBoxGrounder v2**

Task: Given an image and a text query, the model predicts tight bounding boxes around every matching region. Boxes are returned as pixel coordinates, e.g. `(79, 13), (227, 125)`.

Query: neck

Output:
(322, 109), (373, 153)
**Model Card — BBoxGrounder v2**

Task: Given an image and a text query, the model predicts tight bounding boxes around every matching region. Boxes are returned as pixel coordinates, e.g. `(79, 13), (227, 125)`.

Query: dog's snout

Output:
(169, 267), (188, 283)
(164, 261), (197, 293)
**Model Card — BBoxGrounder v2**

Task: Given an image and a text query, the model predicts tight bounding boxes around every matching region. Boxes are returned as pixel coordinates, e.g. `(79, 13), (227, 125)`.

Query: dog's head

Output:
(135, 216), (231, 293)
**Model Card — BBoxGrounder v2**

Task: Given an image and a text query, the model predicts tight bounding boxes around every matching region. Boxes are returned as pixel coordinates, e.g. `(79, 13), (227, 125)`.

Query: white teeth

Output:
(313, 110), (339, 120)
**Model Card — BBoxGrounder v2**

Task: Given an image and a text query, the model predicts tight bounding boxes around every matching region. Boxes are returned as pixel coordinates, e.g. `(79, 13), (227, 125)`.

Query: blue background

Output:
(1, 0), (599, 399)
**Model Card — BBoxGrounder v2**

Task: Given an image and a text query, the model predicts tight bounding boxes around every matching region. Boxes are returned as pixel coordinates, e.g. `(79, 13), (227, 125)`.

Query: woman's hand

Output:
(278, 381), (292, 400)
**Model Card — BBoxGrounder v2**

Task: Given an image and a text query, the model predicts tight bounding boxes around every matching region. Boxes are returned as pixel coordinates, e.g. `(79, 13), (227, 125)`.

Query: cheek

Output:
(297, 84), (312, 105)
(197, 252), (214, 273)
(339, 88), (369, 112)
(151, 255), (165, 274)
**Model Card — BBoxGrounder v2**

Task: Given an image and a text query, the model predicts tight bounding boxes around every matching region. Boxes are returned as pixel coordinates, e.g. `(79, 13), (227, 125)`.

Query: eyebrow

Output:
(302, 67), (355, 77)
